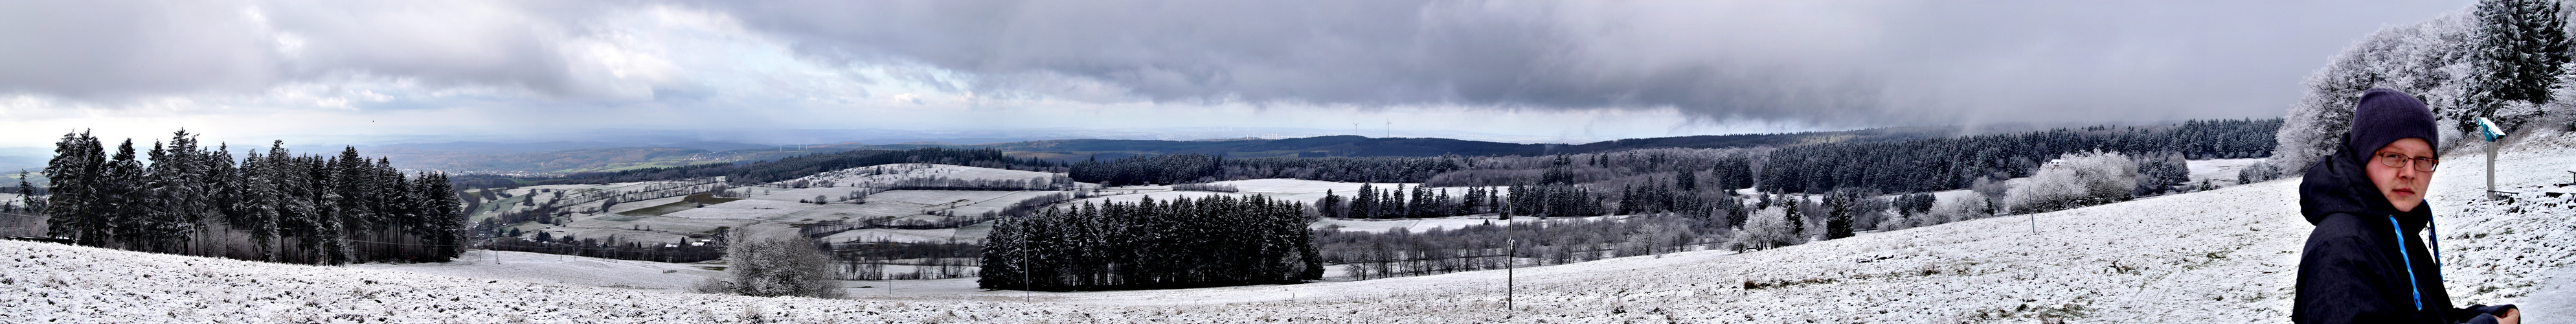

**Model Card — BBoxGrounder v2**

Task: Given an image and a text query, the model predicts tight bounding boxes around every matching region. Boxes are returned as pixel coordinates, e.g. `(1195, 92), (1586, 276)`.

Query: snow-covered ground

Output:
(780, 163), (1067, 189)
(1313, 214), (1631, 233)
(8, 131), (2575, 322)
(351, 249), (723, 291)
(2187, 158), (2267, 187)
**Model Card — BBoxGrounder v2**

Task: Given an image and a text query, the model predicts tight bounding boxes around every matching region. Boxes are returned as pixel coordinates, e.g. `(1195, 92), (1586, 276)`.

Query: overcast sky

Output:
(0, 0), (2473, 147)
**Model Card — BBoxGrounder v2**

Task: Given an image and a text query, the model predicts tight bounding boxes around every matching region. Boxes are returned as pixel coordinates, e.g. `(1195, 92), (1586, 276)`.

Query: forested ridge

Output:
(34, 130), (466, 265)
(980, 195), (1321, 291)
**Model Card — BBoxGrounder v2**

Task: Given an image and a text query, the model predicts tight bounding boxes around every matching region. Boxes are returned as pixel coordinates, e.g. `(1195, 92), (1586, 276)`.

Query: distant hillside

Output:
(856, 126), (1963, 162)
(386, 121), (2267, 176)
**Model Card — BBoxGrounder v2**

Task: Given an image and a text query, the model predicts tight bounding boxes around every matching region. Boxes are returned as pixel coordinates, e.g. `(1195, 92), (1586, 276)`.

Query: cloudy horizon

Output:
(0, 0), (2472, 148)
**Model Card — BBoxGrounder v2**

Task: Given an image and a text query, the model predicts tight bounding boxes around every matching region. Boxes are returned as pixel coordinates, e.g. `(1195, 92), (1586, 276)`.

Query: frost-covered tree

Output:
(2276, 12), (2476, 174)
(2463, 0), (2571, 131)
(2132, 151), (2191, 196)
(2006, 151), (2139, 214)
(725, 234), (842, 299)
(1730, 205), (1802, 251)
(1970, 176), (2009, 216)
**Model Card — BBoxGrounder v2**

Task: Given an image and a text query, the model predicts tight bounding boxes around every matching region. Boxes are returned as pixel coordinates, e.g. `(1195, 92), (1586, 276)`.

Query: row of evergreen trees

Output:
(1760, 119), (2277, 194)
(1066, 153), (1225, 186)
(1318, 184), (1497, 219)
(1072, 155), (1471, 185)
(39, 130), (465, 264)
(980, 195), (1322, 291)
(1057, 119), (2270, 198)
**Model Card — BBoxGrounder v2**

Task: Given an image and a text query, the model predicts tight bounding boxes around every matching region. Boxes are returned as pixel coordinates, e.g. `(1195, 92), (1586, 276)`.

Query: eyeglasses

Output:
(2375, 152), (2439, 172)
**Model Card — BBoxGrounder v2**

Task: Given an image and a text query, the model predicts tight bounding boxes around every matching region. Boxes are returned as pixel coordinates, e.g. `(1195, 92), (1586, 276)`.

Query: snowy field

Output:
(1312, 214), (1632, 233)
(780, 163), (1066, 189)
(351, 250), (724, 291)
(495, 165), (1083, 246)
(6, 131), (2575, 322)
(2187, 158), (2267, 187)
(1082, 179), (1491, 206)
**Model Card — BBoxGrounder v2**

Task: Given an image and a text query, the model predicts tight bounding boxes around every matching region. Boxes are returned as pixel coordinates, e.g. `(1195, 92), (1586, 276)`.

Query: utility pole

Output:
(1506, 238), (1516, 312)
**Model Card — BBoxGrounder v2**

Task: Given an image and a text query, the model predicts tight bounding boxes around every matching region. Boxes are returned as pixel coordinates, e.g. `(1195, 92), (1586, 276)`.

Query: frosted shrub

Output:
(2006, 151), (2138, 214)
(724, 235), (843, 299)
(1928, 192), (1991, 224)
(1730, 206), (1803, 251)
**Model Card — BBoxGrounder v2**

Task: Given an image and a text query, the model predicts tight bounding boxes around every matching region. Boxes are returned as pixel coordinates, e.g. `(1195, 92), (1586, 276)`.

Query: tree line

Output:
(1054, 119), (2270, 199)
(980, 195), (1322, 291)
(512, 148), (1065, 186)
(1070, 154), (1469, 185)
(1759, 119), (2276, 194)
(38, 130), (466, 264)
(1315, 214), (1721, 280)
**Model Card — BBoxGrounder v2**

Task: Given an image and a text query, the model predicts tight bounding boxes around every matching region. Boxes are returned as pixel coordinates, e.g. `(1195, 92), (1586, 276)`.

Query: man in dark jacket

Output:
(2294, 89), (2518, 323)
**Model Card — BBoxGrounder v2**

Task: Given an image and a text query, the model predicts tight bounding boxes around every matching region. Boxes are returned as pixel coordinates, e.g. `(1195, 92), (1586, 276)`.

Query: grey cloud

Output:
(0, 1), (280, 97)
(0, 0), (606, 100)
(706, 0), (2468, 126)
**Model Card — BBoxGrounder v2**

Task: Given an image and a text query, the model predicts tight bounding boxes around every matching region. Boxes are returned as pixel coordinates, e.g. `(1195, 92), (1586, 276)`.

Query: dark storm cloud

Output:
(0, 1), (607, 100)
(0, 0), (2472, 129)
(705, 0), (2468, 126)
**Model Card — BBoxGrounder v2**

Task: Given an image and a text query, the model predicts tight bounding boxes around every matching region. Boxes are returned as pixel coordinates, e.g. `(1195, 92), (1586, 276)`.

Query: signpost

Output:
(2478, 118), (2507, 200)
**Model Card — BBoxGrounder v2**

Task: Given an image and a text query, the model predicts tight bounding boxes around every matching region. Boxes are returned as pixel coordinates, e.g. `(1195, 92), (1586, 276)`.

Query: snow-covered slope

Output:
(8, 131), (2573, 323)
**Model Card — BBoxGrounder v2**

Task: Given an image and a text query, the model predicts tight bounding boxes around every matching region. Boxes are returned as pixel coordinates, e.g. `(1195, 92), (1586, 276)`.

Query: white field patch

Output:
(350, 249), (723, 291)
(2187, 158), (2267, 187)
(820, 227), (975, 244)
(1311, 214), (1630, 234)
(782, 163), (1065, 189)
(602, 194), (692, 214)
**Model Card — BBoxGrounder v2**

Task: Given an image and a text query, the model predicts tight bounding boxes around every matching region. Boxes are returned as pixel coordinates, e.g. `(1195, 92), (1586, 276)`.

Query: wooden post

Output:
(1506, 238), (1516, 312)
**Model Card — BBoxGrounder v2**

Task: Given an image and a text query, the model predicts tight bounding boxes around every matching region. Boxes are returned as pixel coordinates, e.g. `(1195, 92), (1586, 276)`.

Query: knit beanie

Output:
(2347, 89), (2439, 156)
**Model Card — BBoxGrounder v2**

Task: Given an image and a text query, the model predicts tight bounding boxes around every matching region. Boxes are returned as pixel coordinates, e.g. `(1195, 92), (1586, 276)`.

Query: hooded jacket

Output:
(2292, 143), (2514, 323)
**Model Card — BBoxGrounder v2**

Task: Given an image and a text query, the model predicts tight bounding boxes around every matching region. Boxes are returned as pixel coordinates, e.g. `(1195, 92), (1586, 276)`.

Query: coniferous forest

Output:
(1063, 119), (2279, 195)
(979, 195), (1322, 291)
(36, 130), (466, 265)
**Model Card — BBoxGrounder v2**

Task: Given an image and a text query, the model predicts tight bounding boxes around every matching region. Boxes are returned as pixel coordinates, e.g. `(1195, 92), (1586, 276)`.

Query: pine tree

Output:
(43, 131), (103, 245)
(1353, 183), (1376, 219)
(1783, 195), (1805, 238)
(2465, 0), (2571, 132)
(1824, 191), (1856, 240)
(100, 139), (143, 249)
(13, 170), (37, 212)
(1675, 169), (1697, 192)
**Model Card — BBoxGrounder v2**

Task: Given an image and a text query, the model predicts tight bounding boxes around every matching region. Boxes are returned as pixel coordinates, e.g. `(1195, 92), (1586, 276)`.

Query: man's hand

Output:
(2498, 308), (2520, 324)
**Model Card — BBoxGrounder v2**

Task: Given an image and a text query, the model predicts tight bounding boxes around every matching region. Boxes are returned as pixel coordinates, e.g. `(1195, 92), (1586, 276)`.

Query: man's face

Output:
(2367, 138), (2435, 212)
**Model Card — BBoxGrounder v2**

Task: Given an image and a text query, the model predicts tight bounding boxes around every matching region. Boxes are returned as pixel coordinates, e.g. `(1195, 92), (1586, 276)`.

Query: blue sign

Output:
(2478, 117), (2507, 142)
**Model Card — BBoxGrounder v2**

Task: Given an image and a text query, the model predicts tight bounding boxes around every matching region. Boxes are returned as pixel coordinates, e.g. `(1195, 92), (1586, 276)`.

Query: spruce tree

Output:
(2465, 0), (2572, 131)
(1825, 191), (1856, 240)
(101, 139), (142, 249)
(43, 131), (102, 244)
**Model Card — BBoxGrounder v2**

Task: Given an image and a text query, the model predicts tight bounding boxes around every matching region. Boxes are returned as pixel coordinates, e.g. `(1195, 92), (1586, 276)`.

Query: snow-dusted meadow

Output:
(7, 129), (2574, 322)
